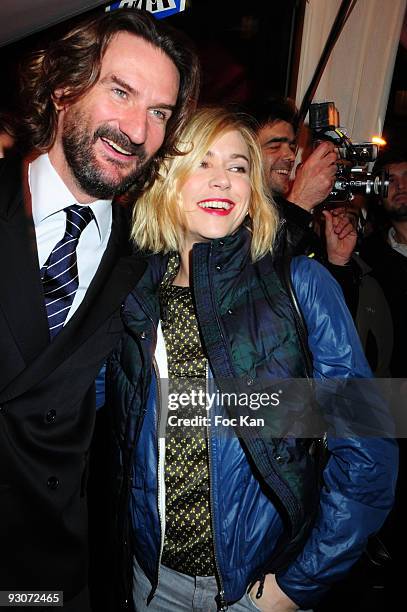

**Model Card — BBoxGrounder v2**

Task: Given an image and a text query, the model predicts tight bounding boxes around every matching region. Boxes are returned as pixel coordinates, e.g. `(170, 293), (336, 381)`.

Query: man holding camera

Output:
(252, 97), (359, 314)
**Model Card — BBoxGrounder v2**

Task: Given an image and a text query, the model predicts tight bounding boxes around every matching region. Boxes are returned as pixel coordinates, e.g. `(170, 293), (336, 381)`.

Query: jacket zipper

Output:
(152, 355), (165, 595)
(205, 248), (229, 608)
(205, 245), (234, 374)
(206, 361), (268, 608)
(122, 298), (166, 601)
(119, 312), (156, 610)
(201, 248), (276, 607)
(206, 360), (228, 611)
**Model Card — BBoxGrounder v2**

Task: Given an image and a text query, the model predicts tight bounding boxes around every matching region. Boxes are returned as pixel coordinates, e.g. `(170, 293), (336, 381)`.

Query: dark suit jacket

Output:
(0, 157), (146, 606)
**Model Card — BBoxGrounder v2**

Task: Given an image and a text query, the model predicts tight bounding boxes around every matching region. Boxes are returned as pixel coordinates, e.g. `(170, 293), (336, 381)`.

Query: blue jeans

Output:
(133, 557), (312, 611)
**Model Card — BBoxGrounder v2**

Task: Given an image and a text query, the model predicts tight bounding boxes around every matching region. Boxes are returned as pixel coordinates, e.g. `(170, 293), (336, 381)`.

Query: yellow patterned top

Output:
(160, 253), (216, 576)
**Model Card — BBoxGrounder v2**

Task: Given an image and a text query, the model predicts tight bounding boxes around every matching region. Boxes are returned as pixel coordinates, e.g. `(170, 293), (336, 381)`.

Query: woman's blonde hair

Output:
(131, 106), (279, 261)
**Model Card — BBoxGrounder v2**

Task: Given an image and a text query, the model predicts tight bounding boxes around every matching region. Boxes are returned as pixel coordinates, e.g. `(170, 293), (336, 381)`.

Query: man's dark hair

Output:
(249, 96), (298, 131)
(0, 110), (27, 156)
(19, 8), (200, 189)
(0, 110), (17, 139)
(374, 146), (407, 174)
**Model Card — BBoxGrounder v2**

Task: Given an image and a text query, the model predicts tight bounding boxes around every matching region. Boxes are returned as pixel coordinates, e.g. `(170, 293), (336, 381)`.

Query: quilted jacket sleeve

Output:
(276, 256), (398, 609)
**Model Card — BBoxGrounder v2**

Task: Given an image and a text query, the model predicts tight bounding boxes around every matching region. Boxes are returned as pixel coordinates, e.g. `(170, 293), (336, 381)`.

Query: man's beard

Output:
(268, 168), (291, 198)
(270, 179), (289, 197)
(62, 108), (150, 199)
(387, 202), (407, 221)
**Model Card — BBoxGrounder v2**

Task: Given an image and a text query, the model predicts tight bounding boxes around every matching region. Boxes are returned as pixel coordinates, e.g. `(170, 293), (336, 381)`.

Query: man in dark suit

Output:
(0, 9), (199, 611)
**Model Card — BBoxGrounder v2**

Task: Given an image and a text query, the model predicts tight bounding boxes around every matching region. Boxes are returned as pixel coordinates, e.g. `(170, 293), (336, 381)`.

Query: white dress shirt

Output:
(388, 227), (407, 258)
(29, 153), (113, 324)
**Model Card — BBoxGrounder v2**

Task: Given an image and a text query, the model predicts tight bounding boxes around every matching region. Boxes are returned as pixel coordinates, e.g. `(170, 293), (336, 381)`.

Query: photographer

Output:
(251, 97), (359, 316)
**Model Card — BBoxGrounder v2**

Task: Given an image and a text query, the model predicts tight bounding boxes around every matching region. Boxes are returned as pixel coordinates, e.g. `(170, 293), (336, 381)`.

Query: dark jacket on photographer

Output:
(107, 225), (397, 611)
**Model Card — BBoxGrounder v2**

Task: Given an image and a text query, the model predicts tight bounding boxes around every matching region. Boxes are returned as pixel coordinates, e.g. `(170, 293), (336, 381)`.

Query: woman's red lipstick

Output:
(197, 198), (235, 216)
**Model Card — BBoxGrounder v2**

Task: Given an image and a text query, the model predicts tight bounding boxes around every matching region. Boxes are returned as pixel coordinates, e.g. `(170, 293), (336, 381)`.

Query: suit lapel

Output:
(0, 201), (147, 403)
(0, 159), (50, 366)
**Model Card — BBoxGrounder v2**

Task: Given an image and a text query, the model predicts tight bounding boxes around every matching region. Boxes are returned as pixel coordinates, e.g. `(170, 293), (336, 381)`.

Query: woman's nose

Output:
(208, 169), (231, 189)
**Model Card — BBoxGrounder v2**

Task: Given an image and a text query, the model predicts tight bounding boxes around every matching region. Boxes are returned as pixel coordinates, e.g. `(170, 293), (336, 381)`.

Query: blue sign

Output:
(105, 1), (186, 20)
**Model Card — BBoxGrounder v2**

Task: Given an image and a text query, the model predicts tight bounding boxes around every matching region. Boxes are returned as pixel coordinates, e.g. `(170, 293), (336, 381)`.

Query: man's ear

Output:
(52, 88), (71, 111)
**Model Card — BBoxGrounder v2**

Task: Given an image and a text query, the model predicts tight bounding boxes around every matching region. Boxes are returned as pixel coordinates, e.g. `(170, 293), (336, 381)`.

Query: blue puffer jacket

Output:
(108, 227), (397, 610)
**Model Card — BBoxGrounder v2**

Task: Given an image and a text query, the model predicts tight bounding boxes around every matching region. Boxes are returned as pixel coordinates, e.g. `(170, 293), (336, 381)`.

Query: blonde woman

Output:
(107, 108), (396, 612)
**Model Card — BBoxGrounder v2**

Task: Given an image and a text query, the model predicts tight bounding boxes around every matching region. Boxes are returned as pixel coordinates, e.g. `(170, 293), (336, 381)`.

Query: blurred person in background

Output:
(354, 147), (407, 612)
(360, 148), (407, 379)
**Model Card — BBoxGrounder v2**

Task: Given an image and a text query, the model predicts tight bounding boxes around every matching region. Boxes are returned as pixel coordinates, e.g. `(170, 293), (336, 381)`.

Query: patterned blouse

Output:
(160, 253), (216, 576)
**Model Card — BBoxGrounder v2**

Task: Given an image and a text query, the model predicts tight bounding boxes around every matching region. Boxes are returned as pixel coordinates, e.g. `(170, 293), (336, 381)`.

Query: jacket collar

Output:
(124, 224), (256, 325)
(124, 251), (169, 327)
(0, 157), (50, 364)
(192, 222), (253, 271)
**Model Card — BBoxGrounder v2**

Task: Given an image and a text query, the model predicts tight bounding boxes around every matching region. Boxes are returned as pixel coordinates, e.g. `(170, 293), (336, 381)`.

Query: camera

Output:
(309, 102), (389, 204)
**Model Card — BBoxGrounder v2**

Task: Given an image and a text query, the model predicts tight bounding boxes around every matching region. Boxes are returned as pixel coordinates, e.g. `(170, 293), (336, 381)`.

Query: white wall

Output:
(0, 1), (107, 46)
(296, 0), (406, 141)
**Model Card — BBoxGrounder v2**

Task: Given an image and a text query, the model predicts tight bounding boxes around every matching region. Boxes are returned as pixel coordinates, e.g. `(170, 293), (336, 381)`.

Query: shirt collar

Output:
(388, 226), (407, 256)
(29, 153), (112, 243)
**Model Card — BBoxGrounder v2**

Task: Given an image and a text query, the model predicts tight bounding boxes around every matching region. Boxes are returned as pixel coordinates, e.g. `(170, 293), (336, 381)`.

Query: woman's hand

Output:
(249, 574), (299, 612)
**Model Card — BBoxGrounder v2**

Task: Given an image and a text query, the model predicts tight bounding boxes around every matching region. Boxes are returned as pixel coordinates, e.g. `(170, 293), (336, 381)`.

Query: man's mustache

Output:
(94, 126), (147, 162)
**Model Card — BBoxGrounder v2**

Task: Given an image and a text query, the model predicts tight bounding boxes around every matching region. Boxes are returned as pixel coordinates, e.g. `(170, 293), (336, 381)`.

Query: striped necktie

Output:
(40, 204), (94, 339)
